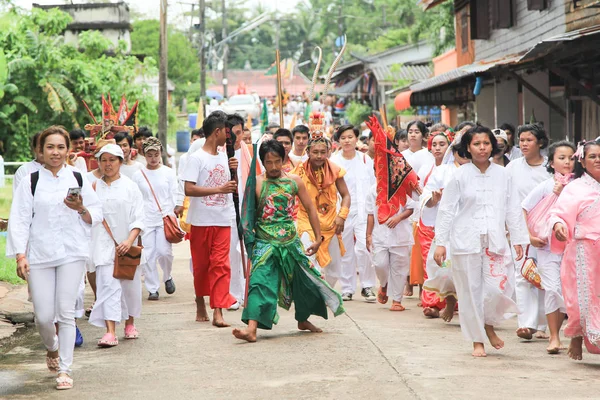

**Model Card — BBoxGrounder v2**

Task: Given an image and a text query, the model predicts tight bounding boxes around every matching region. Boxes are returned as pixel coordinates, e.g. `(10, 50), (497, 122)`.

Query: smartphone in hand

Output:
(67, 187), (82, 198)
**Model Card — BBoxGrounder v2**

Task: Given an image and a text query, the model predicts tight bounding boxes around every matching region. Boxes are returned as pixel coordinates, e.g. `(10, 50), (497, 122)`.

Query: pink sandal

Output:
(97, 333), (118, 348)
(124, 325), (139, 339)
(56, 374), (73, 390)
(46, 356), (59, 372)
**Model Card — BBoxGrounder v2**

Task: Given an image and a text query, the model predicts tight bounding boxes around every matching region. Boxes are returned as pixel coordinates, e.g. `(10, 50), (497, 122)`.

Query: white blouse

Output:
(91, 176), (146, 267)
(7, 166), (102, 267)
(365, 184), (415, 247)
(419, 163), (459, 228)
(434, 163), (529, 255)
(12, 160), (42, 193)
(132, 165), (177, 228)
(330, 152), (375, 219)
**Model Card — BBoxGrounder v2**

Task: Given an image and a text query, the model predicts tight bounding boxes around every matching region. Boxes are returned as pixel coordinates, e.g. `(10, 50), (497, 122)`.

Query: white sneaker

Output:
(361, 287), (377, 303)
(341, 293), (353, 301)
(228, 301), (241, 311)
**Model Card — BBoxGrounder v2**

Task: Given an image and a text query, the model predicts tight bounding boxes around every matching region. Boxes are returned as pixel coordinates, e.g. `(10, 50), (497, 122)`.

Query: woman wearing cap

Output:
(491, 129), (511, 167)
(7, 125), (102, 390)
(89, 144), (145, 347)
(132, 137), (178, 300)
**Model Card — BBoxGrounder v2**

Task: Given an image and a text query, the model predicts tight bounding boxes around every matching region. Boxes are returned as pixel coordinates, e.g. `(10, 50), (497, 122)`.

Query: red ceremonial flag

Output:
(366, 115), (419, 224)
(117, 96), (128, 125)
(101, 95), (111, 122)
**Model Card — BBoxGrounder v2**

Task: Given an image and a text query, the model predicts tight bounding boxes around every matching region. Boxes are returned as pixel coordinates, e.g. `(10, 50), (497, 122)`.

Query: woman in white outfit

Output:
(434, 126), (529, 358)
(521, 141), (576, 354)
(330, 124), (377, 302)
(7, 126), (102, 390)
(89, 144), (145, 347)
(132, 137), (178, 300)
(505, 123), (551, 340)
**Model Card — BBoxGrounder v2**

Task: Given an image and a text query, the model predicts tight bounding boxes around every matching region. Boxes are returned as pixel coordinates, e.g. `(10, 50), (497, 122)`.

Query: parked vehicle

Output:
(222, 94), (260, 119)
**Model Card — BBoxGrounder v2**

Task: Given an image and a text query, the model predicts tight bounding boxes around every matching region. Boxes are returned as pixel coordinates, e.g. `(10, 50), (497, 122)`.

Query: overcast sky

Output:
(17, 0), (301, 23)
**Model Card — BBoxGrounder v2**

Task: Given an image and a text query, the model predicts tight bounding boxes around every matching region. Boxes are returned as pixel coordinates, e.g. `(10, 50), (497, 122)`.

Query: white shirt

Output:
(330, 152), (375, 218)
(91, 176), (145, 267)
(73, 156), (88, 173)
(522, 177), (555, 251)
(176, 152), (190, 207)
(6, 166), (102, 267)
(12, 160), (42, 193)
(132, 166), (177, 228)
(402, 148), (435, 178)
(289, 151), (308, 165)
(180, 148), (234, 227)
(435, 163), (529, 255)
(419, 163), (459, 228)
(506, 157), (551, 203)
(507, 146), (522, 161)
(120, 161), (144, 179)
(86, 171), (101, 185)
(365, 184), (415, 247)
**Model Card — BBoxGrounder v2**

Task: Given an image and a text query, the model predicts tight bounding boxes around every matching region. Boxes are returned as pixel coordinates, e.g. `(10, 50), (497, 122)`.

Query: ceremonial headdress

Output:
(82, 94), (139, 141)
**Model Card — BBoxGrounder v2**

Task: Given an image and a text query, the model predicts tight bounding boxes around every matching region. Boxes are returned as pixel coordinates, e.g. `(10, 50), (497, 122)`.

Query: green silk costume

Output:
(241, 177), (345, 330)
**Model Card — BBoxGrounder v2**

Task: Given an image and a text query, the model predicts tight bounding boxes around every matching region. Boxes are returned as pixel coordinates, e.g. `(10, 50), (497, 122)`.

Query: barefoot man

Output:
(233, 140), (345, 343)
(182, 111), (239, 327)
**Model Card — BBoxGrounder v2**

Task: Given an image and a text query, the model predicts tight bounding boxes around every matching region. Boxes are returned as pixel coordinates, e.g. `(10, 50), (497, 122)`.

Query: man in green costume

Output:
(232, 140), (345, 343)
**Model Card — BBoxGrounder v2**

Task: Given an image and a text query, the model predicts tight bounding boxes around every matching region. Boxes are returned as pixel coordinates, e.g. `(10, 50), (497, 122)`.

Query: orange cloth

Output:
(293, 160), (346, 267)
(409, 222), (424, 285)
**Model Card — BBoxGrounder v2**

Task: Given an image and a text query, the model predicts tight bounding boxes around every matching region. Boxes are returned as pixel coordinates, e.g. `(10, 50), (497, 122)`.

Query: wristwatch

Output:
(78, 208), (87, 215)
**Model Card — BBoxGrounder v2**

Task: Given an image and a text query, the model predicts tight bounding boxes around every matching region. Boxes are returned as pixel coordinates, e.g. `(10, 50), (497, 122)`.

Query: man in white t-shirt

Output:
(288, 125), (309, 164)
(181, 111), (239, 327)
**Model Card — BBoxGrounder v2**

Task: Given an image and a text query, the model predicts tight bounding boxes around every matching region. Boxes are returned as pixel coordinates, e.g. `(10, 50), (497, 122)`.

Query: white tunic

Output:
(12, 160), (42, 193)
(91, 176), (145, 267)
(120, 161), (144, 179)
(505, 157), (551, 203)
(435, 162), (529, 255)
(132, 166), (178, 228)
(6, 166), (102, 267)
(330, 152), (375, 219)
(419, 163), (459, 228)
(402, 148), (435, 178)
(365, 184), (415, 248)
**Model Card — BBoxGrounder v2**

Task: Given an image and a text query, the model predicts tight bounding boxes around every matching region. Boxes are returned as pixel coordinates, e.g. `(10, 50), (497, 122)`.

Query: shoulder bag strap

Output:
(73, 171), (83, 188)
(94, 180), (142, 247)
(140, 170), (163, 213)
(31, 170), (40, 197)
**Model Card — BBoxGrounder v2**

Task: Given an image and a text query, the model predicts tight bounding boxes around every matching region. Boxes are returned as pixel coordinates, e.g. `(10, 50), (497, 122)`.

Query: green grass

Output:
(0, 181), (11, 218)
(0, 236), (24, 285)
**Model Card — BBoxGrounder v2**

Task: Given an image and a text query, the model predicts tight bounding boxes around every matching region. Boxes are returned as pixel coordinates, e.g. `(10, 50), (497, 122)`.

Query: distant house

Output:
(134, 76), (176, 103)
(33, 2), (132, 53)
(207, 69), (315, 98)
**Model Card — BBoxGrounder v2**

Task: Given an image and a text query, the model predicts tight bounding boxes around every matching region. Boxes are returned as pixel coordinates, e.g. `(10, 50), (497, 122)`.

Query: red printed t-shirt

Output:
(181, 148), (234, 227)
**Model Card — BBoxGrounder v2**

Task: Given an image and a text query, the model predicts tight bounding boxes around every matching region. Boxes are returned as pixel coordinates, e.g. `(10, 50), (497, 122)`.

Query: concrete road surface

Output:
(1, 243), (599, 400)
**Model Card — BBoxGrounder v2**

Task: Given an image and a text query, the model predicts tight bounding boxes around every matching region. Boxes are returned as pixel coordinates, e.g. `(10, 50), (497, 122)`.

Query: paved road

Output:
(1, 243), (599, 400)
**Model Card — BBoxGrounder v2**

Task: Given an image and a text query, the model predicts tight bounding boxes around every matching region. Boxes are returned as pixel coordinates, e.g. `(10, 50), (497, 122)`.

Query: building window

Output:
(470, 0), (490, 40)
(527, 0), (548, 10)
(492, 0), (514, 29)
(461, 11), (468, 53)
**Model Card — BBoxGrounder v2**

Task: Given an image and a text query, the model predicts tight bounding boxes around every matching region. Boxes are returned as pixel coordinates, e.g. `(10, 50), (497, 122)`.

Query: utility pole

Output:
(221, 0), (228, 99)
(159, 0), (168, 163)
(199, 0), (206, 100)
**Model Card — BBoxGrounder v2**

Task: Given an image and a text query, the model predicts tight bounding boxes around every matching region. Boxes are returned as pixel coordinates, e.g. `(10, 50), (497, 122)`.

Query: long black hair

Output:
(574, 139), (600, 179)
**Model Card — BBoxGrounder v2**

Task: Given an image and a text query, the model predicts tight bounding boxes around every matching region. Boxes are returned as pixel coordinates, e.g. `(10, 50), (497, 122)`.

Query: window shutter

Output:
(492, 0), (514, 29)
(471, 0), (490, 40)
(527, 0), (547, 10)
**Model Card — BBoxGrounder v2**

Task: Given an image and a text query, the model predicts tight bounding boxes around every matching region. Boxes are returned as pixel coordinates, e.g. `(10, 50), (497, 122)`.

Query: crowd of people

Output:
(5, 108), (600, 391)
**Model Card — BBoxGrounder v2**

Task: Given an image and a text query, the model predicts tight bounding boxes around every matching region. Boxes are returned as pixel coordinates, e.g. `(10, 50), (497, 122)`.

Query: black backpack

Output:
(30, 170), (83, 196)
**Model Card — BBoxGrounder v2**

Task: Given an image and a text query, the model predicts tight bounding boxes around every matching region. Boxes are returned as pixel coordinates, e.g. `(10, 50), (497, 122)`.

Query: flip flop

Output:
(98, 333), (118, 348)
(390, 303), (406, 312)
(377, 287), (388, 304)
(56, 375), (73, 390)
(46, 356), (59, 373)
(547, 347), (560, 355)
(516, 328), (534, 340)
(124, 325), (139, 340)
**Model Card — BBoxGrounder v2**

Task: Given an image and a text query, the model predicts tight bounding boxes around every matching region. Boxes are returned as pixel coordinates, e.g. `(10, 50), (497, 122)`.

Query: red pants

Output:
(190, 226), (236, 309)
(418, 223), (446, 310)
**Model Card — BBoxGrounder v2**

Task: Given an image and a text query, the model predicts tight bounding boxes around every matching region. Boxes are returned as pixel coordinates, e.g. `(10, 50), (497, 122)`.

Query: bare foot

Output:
(516, 327), (533, 340)
(472, 342), (487, 357)
(232, 328), (257, 343)
(441, 296), (457, 322)
(423, 307), (440, 318)
(417, 302), (423, 307)
(568, 337), (583, 360)
(404, 285), (413, 297)
(212, 309), (230, 328)
(485, 325), (504, 350)
(547, 337), (562, 354)
(535, 330), (550, 339)
(195, 298), (209, 322)
(298, 320), (323, 333)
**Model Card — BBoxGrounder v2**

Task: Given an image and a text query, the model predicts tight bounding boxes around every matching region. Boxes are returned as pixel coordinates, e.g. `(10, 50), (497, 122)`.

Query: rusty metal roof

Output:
(372, 64), (432, 84)
(520, 24), (600, 63)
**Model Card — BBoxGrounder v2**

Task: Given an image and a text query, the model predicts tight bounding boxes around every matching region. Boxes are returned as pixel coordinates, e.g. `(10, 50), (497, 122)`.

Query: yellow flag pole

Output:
(276, 50), (284, 128)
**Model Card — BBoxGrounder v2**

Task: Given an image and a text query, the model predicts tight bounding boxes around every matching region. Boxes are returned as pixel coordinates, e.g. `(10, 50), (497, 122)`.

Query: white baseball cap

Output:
(95, 143), (124, 159)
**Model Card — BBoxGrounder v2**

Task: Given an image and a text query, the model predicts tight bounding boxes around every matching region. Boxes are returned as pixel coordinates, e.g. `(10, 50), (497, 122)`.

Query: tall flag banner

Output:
(123, 101), (139, 132)
(260, 99), (268, 134)
(366, 115), (419, 224)
(240, 143), (258, 257)
(117, 96), (128, 125)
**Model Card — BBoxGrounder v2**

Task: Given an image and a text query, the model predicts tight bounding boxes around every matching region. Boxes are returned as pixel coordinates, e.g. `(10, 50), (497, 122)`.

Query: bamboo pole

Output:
(275, 50), (284, 128)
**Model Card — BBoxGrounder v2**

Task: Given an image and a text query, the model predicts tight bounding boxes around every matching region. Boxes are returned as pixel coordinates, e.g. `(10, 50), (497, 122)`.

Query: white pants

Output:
(29, 260), (86, 375)
(89, 264), (142, 328)
(75, 276), (85, 319)
(229, 221), (246, 303)
(514, 246), (547, 331)
(339, 213), (376, 293)
(301, 232), (343, 288)
(142, 226), (174, 294)
(373, 245), (410, 302)
(537, 248), (565, 314)
(452, 241), (518, 343)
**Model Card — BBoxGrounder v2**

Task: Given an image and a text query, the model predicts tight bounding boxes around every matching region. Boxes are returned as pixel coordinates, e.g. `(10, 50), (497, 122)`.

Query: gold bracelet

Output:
(338, 207), (349, 220)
